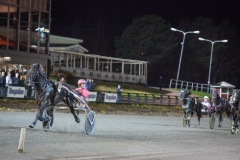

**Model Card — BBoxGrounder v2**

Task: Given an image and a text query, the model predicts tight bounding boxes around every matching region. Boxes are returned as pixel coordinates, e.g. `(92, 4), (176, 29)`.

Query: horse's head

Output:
(231, 89), (240, 103)
(211, 88), (220, 104)
(179, 89), (191, 100)
(24, 63), (45, 86)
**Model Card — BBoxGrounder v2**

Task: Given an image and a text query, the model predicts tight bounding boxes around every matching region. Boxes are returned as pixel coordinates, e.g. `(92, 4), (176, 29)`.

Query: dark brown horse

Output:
(25, 63), (80, 131)
(210, 88), (231, 129)
(229, 89), (240, 134)
(179, 89), (202, 127)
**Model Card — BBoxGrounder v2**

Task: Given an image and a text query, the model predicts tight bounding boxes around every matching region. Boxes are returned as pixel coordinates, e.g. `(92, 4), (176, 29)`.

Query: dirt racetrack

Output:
(0, 111), (239, 160)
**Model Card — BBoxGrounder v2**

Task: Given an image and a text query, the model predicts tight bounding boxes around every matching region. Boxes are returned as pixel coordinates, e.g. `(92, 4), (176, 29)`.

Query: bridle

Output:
(25, 67), (50, 98)
(211, 89), (222, 108)
(232, 90), (240, 103)
(179, 89), (191, 100)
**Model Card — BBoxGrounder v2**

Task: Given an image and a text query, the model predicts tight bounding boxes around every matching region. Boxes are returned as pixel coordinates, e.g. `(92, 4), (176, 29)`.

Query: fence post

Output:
(97, 91), (102, 102)
(144, 94), (148, 104)
(175, 96), (179, 105)
(152, 95), (156, 104)
(168, 96), (171, 106)
(181, 81), (183, 89)
(136, 94), (139, 104)
(160, 95), (163, 105)
(127, 93), (131, 103)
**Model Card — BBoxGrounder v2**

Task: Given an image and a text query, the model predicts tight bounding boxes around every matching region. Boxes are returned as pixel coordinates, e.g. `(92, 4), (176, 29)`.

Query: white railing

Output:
(53, 66), (146, 84)
(169, 79), (211, 93)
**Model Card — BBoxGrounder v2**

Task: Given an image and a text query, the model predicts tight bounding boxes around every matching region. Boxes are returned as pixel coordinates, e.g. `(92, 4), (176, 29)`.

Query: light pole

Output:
(171, 28), (200, 88)
(198, 37), (228, 93)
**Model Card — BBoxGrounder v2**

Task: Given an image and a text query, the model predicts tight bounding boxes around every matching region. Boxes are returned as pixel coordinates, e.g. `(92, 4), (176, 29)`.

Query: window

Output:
(221, 88), (227, 93)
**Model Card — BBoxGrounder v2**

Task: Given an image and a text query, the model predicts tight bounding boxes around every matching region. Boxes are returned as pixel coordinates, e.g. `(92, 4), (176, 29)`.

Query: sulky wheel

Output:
(209, 114), (215, 129)
(42, 109), (54, 129)
(231, 126), (236, 134)
(231, 120), (236, 134)
(85, 111), (96, 135)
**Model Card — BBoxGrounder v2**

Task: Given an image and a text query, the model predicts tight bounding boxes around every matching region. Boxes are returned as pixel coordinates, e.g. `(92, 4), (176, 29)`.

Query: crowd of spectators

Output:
(0, 68), (26, 97)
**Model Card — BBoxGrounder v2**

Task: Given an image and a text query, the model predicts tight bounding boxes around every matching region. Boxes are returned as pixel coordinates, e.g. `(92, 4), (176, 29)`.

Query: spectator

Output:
(0, 72), (6, 97)
(85, 78), (89, 90)
(116, 85), (122, 103)
(19, 75), (25, 86)
(10, 69), (15, 79)
(92, 79), (95, 91)
(158, 76), (163, 91)
(5, 71), (12, 96)
(56, 73), (61, 81)
(88, 78), (94, 91)
(12, 73), (20, 86)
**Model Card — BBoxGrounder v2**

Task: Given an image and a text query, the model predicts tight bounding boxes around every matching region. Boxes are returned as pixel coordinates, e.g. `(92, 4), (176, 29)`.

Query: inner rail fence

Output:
(0, 84), (205, 106)
(169, 79), (212, 93)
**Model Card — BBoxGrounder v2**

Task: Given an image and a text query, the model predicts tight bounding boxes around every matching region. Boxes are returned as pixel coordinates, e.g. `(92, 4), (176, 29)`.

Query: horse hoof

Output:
(218, 125), (222, 128)
(29, 124), (35, 128)
(44, 125), (51, 131)
(75, 117), (80, 123)
(44, 127), (51, 132)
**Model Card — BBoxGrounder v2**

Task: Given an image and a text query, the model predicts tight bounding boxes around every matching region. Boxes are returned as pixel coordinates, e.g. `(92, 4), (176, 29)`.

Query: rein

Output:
(29, 73), (51, 99)
(228, 101), (235, 109)
(211, 90), (222, 108)
(37, 84), (51, 98)
(61, 85), (88, 107)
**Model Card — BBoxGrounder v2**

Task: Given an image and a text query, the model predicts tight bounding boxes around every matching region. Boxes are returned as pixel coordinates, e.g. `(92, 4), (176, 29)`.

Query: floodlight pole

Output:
(171, 28), (200, 89)
(198, 37), (228, 93)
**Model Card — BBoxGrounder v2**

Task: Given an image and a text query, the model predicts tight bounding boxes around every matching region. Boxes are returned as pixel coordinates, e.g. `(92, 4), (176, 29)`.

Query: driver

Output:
(74, 79), (89, 108)
(201, 96), (211, 112)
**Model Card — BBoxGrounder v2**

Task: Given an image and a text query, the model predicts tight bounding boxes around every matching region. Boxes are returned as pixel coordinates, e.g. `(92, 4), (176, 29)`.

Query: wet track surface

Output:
(0, 111), (239, 160)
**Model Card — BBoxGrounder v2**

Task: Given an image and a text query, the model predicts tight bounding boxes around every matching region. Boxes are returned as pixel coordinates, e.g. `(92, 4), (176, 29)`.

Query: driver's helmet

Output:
(78, 79), (86, 85)
(204, 96), (209, 100)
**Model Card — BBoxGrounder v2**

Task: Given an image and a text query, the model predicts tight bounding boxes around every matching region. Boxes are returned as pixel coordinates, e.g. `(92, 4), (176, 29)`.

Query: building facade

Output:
(50, 45), (148, 84)
(0, 0), (148, 84)
(0, 0), (51, 75)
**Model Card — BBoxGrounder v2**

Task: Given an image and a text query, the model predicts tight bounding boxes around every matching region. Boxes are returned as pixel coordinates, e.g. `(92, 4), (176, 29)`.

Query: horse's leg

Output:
(66, 97), (80, 123)
(29, 99), (42, 128)
(197, 110), (201, 127)
(195, 104), (201, 127)
(29, 111), (41, 128)
(218, 112), (223, 127)
(234, 109), (240, 128)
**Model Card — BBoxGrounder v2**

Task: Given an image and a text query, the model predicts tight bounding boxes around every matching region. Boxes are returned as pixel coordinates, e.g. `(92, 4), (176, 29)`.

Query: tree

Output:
(115, 15), (178, 64)
(177, 17), (240, 87)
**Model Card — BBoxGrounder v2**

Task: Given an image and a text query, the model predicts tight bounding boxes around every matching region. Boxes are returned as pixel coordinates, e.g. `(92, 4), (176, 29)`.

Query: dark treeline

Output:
(115, 16), (240, 88)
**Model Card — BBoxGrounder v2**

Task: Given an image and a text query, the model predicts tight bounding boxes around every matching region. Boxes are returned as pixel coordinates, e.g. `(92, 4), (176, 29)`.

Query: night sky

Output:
(51, 0), (240, 40)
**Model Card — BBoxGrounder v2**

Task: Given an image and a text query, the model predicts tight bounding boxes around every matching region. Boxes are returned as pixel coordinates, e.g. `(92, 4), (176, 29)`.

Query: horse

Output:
(179, 89), (202, 127)
(229, 89), (240, 134)
(209, 88), (231, 129)
(25, 63), (80, 131)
